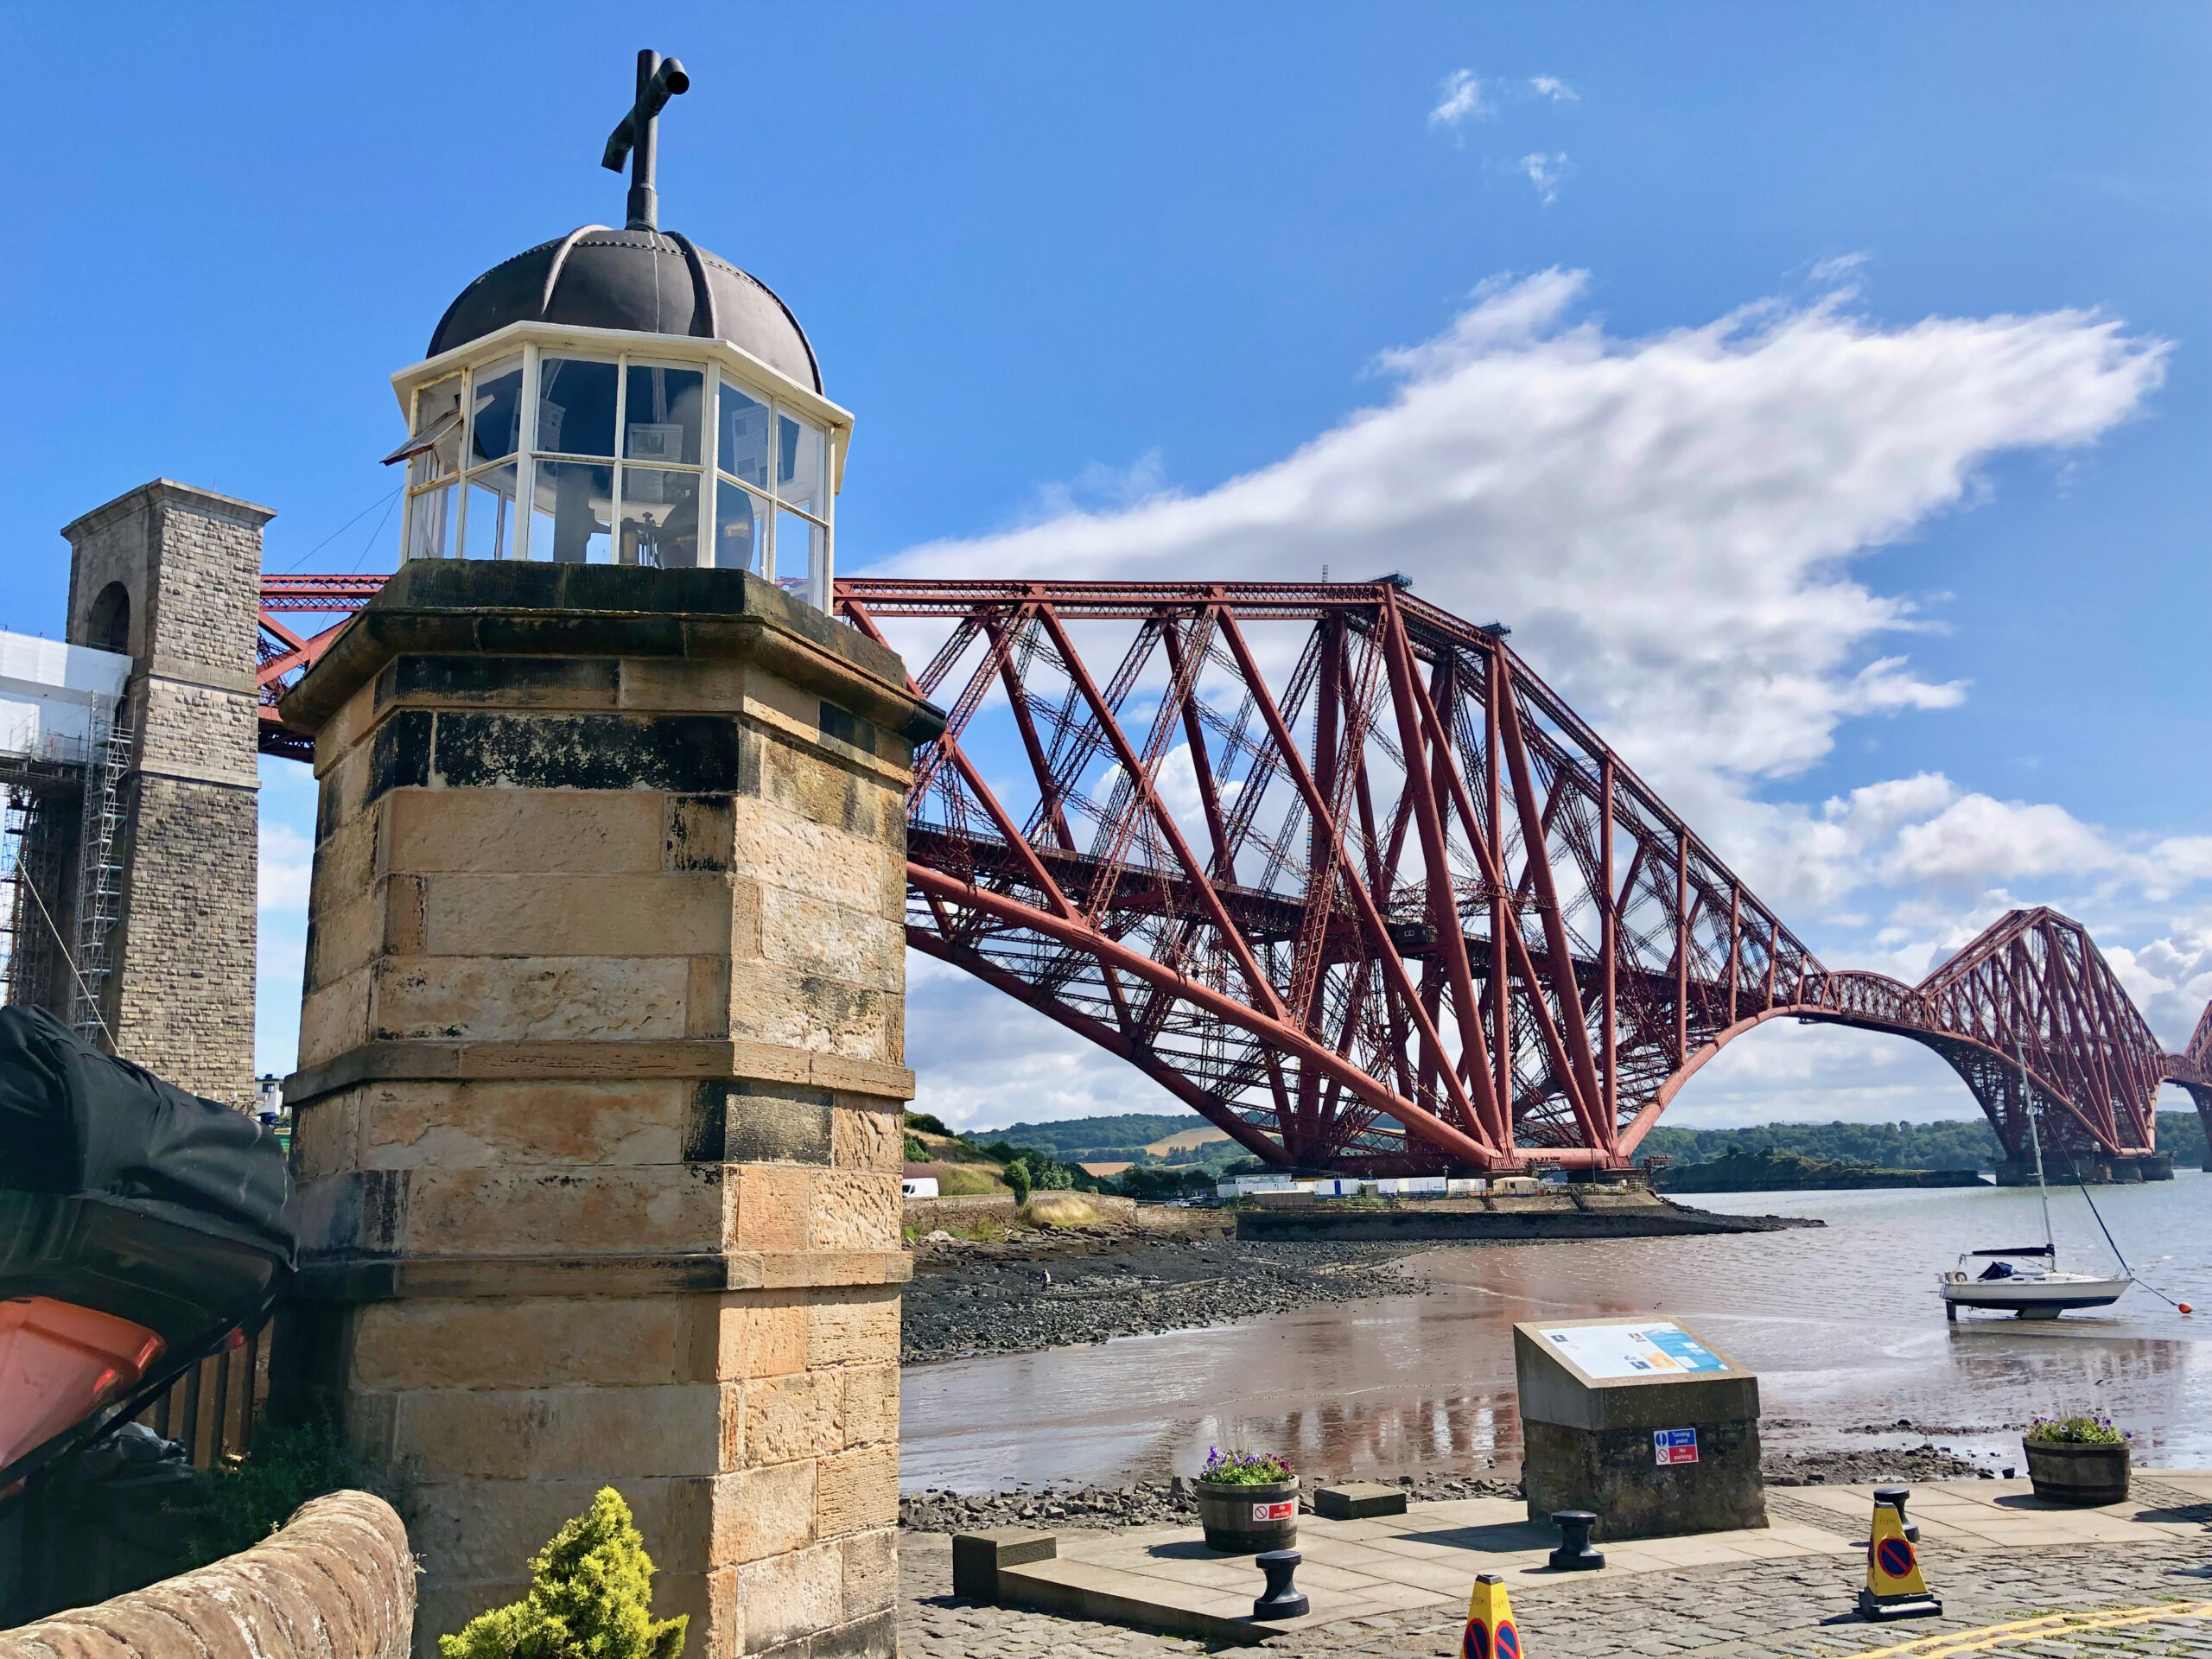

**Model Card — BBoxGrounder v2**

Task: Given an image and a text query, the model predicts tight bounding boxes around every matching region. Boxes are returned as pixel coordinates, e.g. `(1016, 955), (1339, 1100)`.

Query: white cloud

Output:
(1517, 152), (1571, 203)
(2107, 918), (2212, 1051)
(1886, 794), (2120, 887)
(258, 821), (313, 914)
(1429, 69), (1490, 129)
(1811, 251), (1872, 287)
(1529, 76), (1579, 103)
(876, 269), (2182, 1126)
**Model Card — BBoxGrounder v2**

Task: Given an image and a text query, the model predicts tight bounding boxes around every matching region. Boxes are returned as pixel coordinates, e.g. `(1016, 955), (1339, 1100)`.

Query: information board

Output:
(1533, 1321), (1729, 1380)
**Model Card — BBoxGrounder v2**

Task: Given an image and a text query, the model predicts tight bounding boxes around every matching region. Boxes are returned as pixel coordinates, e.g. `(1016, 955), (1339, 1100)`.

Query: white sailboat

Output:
(1938, 1092), (2129, 1321)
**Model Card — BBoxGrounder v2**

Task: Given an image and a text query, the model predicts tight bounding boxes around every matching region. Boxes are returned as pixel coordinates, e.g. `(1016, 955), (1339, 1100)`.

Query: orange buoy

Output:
(2180, 1302), (2194, 1314)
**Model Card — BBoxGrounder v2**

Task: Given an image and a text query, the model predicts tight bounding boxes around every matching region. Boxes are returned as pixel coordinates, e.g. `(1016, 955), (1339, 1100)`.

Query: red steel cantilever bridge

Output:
(260, 573), (2211, 1176)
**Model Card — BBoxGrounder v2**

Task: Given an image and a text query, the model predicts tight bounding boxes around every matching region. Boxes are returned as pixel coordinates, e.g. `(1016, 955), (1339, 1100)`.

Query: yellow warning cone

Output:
(1859, 1485), (1942, 1621)
(1463, 1572), (1524, 1659)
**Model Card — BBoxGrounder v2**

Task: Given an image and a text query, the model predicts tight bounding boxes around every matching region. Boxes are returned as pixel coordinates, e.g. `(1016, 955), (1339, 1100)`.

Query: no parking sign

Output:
(1652, 1427), (1699, 1465)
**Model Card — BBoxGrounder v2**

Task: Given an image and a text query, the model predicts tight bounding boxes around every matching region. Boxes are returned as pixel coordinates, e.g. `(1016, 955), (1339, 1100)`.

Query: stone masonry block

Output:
(350, 1297), (683, 1391)
(838, 1529), (899, 1623)
(395, 1163), (730, 1256)
(733, 1541), (844, 1655)
(758, 890), (903, 993)
(362, 1079), (691, 1169)
(310, 796), (385, 903)
(814, 1444), (898, 1540)
(728, 961), (893, 1064)
(299, 968), (372, 1071)
(288, 1086), (363, 1183)
(399, 1474), (717, 1580)
(709, 1292), (809, 1382)
(389, 1382), (731, 1480)
(838, 1364), (899, 1450)
(730, 1165), (811, 1253)
(693, 1082), (833, 1166)
(742, 1370), (841, 1467)
(830, 1102), (901, 1173)
(663, 794), (735, 871)
(804, 1287), (901, 1370)
(306, 884), (390, 995)
(416, 872), (756, 958)
(369, 955), (691, 1043)
(711, 1457), (817, 1567)
(806, 1173), (901, 1253)
(725, 799), (896, 916)
(385, 788), (668, 874)
(758, 739), (893, 847)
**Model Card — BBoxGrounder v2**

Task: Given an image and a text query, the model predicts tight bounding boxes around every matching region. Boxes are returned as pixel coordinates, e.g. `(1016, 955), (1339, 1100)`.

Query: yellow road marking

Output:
(1849, 1600), (2212, 1659)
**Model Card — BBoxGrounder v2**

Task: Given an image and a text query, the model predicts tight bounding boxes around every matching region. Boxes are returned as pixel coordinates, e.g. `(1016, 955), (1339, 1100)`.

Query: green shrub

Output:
(180, 1415), (371, 1570)
(442, 1487), (685, 1659)
(905, 1110), (952, 1136)
(1004, 1160), (1033, 1204)
(903, 1132), (930, 1162)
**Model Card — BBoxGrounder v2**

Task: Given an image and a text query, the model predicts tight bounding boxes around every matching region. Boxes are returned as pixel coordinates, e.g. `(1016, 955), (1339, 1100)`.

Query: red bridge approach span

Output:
(259, 574), (2211, 1178)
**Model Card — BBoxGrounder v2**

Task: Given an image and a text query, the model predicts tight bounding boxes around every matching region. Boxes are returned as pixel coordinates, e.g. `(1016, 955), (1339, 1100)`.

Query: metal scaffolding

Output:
(0, 702), (130, 1044)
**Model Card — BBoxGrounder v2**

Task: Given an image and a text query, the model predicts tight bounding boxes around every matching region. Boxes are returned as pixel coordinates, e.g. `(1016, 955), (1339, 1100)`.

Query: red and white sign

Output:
(1653, 1427), (1699, 1465)
(1251, 1499), (1296, 1522)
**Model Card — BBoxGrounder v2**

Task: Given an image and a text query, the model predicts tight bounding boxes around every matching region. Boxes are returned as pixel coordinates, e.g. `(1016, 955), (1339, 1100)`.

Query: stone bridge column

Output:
(274, 563), (938, 1659)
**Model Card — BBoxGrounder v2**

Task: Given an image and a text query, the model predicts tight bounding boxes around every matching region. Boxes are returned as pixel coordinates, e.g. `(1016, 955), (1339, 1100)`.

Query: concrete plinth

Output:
(1513, 1317), (1765, 1541)
(1994, 1152), (2171, 1185)
(272, 562), (941, 1659)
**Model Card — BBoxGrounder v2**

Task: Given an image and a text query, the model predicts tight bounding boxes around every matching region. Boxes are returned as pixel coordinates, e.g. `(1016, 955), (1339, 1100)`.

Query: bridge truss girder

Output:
(257, 570), (2207, 1173)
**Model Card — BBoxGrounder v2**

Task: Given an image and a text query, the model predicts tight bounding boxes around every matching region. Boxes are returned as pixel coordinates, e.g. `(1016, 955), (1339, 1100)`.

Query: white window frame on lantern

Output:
(388, 320), (851, 612)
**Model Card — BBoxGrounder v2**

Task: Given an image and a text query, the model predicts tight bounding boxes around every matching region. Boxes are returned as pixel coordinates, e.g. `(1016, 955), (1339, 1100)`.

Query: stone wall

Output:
(57, 480), (269, 1108)
(275, 562), (939, 1659)
(0, 1491), (412, 1659)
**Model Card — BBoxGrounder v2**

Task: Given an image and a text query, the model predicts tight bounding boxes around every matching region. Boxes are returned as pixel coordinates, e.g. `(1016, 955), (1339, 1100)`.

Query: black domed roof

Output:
(428, 226), (822, 393)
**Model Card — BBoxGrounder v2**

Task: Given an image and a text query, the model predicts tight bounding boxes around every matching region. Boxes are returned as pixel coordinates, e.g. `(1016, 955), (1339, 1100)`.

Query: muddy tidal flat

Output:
(901, 1175), (2212, 1495)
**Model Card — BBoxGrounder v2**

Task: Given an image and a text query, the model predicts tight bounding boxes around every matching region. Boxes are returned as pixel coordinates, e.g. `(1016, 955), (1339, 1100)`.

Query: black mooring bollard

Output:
(1548, 1509), (1605, 1570)
(1872, 1484), (1920, 1543)
(1253, 1548), (1311, 1618)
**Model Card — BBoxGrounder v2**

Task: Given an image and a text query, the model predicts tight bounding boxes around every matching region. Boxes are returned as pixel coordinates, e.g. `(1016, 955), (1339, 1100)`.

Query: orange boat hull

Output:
(0, 1296), (166, 1474)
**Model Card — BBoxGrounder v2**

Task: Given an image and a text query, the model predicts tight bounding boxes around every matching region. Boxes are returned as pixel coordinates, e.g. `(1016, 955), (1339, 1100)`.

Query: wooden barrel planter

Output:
(1196, 1476), (1300, 1553)
(2023, 1439), (2129, 1505)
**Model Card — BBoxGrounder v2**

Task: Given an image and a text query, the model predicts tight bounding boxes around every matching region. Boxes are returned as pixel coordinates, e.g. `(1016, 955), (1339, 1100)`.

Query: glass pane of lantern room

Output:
(715, 479), (767, 575)
(405, 484), (455, 560)
(619, 468), (700, 568)
(717, 378), (772, 491)
(777, 510), (825, 602)
(531, 461), (613, 563)
(464, 464), (519, 559)
(410, 374), (465, 485)
(469, 356), (525, 467)
(776, 412), (827, 518)
(537, 358), (619, 457)
(624, 365), (704, 466)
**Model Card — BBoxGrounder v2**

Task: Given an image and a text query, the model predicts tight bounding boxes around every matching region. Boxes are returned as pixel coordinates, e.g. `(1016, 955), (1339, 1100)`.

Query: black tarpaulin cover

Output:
(0, 1006), (294, 1349)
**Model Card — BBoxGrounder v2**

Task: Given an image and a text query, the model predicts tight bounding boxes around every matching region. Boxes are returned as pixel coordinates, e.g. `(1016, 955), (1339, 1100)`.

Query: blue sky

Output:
(1, 5), (2204, 1129)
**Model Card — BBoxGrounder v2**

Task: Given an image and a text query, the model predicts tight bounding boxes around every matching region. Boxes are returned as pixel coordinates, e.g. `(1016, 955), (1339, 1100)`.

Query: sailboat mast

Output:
(2020, 1040), (2055, 1268)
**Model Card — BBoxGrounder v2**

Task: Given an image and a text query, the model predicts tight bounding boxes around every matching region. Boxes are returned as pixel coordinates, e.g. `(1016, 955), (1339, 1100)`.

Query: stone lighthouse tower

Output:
(276, 53), (936, 1659)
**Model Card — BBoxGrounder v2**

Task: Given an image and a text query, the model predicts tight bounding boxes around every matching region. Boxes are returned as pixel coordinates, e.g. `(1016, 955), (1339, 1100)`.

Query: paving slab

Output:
(980, 1475), (2212, 1648)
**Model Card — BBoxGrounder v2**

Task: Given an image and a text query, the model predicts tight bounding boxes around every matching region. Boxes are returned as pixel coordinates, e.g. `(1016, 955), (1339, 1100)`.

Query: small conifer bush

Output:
(441, 1487), (686, 1659)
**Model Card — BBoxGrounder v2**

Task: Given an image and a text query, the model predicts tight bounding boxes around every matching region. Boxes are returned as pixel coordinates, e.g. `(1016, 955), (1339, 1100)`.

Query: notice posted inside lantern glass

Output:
(1536, 1321), (1727, 1379)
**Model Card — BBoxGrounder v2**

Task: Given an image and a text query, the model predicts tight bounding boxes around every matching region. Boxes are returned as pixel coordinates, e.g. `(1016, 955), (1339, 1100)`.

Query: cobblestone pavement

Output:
(900, 1533), (2212, 1658)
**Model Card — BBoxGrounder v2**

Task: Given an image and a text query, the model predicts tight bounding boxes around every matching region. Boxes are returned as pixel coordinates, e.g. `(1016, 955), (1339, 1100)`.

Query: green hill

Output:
(1638, 1112), (2206, 1170)
(959, 1109), (2209, 1173)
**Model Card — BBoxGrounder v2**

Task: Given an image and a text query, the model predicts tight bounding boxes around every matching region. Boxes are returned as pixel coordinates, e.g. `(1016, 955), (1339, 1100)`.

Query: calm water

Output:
(900, 1172), (2212, 1491)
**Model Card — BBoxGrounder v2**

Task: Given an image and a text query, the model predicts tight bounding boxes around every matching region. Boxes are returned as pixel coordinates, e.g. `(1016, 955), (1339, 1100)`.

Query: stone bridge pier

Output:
(273, 562), (939, 1659)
